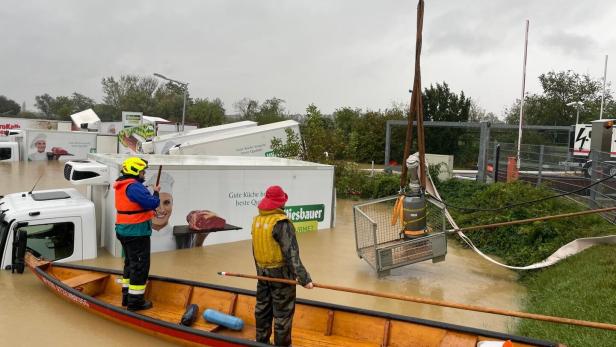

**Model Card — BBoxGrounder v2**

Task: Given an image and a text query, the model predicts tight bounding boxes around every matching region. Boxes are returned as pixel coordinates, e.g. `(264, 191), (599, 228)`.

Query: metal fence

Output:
(353, 196), (448, 275)
(486, 142), (616, 220)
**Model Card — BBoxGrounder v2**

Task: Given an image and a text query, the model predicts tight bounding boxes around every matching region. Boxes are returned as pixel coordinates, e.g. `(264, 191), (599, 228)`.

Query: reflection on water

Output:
(0, 161), (525, 346)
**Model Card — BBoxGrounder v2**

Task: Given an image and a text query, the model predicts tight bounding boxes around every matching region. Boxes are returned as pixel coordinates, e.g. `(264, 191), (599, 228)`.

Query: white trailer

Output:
(168, 120), (300, 157)
(0, 129), (99, 162)
(65, 153), (334, 257)
(140, 121), (257, 154)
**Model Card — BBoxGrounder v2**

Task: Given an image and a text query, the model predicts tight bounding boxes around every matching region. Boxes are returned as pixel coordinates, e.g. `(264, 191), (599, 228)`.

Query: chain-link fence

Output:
(353, 196), (448, 275)
(486, 142), (616, 220)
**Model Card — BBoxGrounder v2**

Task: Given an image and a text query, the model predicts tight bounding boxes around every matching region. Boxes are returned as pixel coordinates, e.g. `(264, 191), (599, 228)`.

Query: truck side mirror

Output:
(12, 229), (28, 274)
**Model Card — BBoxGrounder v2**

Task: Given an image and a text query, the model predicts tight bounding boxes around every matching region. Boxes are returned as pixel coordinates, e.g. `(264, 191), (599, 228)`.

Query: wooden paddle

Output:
(218, 271), (616, 331)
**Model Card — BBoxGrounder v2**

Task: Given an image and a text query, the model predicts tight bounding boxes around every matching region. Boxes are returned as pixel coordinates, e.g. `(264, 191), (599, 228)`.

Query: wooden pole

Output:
(414, 0), (426, 189)
(155, 165), (163, 187)
(218, 271), (616, 331)
(400, 0), (425, 189)
(448, 206), (616, 233)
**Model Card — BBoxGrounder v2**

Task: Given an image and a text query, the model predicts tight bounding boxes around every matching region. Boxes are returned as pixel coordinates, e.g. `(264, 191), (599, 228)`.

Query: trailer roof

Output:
(177, 120), (299, 148)
(148, 121), (257, 143)
(88, 153), (333, 170)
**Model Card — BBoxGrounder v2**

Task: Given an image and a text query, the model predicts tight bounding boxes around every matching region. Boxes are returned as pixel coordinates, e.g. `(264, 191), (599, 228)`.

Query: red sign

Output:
(0, 123), (20, 130)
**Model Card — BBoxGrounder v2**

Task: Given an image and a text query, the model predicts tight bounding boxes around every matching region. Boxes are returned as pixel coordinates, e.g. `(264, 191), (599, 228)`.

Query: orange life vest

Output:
(113, 178), (155, 224)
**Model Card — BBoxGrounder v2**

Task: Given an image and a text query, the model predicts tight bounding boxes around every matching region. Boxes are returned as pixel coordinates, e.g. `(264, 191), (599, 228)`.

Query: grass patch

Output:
(517, 245), (616, 346)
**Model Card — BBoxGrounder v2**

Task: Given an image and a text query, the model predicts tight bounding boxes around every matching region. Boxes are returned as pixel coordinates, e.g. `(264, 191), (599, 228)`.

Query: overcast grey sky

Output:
(1, 0), (615, 117)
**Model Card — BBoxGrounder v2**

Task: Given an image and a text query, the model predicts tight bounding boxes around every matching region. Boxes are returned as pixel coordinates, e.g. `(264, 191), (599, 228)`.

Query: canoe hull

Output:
(26, 257), (558, 347)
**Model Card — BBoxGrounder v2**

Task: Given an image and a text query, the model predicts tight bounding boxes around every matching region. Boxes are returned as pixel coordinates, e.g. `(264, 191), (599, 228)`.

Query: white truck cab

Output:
(0, 188), (97, 271)
(0, 130), (23, 161)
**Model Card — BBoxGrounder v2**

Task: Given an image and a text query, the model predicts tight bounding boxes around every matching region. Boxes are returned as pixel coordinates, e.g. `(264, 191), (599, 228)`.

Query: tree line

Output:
(1, 70), (615, 166)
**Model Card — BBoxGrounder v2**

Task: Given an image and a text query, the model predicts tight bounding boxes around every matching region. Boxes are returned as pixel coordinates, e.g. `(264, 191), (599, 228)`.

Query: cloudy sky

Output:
(1, 0), (615, 117)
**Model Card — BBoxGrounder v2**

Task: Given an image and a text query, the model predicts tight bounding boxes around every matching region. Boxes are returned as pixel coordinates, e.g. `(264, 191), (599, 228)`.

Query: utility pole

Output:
(599, 55), (608, 120)
(517, 19), (530, 170)
(153, 73), (189, 132)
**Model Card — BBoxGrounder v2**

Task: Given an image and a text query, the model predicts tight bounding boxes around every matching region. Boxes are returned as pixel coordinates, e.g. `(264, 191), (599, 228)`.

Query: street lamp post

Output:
(153, 73), (189, 132)
(566, 101), (583, 126)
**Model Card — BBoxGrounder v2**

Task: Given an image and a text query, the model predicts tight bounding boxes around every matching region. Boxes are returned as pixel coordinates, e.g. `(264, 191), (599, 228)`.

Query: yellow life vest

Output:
(252, 209), (288, 268)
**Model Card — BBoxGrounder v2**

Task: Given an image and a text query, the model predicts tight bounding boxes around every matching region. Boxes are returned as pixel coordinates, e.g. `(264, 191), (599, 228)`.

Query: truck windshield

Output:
(0, 148), (11, 161)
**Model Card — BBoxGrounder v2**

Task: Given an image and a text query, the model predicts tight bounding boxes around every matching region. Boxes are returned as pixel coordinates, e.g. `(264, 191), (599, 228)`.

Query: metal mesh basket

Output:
(353, 196), (448, 274)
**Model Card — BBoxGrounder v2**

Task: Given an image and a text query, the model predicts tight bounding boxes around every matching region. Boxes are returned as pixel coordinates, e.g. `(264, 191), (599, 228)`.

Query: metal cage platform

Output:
(353, 196), (448, 275)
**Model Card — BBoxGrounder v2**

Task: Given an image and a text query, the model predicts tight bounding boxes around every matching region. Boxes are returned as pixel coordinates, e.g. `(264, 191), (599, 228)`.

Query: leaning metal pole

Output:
(516, 19), (529, 170)
(400, 0), (425, 189)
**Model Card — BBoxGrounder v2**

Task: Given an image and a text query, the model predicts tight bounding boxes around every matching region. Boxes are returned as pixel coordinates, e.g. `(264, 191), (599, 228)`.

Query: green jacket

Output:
(115, 220), (152, 237)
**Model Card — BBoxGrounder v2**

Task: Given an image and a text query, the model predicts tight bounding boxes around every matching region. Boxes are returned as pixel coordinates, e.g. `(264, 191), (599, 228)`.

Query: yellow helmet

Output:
(122, 157), (148, 176)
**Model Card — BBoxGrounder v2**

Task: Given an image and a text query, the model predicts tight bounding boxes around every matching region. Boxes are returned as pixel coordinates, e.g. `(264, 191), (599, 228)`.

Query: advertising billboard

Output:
(118, 123), (155, 154)
(25, 130), (97, 161)
(139, 167), (333, 253)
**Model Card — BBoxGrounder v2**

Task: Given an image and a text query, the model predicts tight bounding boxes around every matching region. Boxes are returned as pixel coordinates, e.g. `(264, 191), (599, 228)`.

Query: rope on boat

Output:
(218, 272), (616, 332)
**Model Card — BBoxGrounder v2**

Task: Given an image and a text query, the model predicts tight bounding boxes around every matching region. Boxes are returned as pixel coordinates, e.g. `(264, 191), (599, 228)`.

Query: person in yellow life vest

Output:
(113, 157), (160, 311)
(252, 185), (313, 346)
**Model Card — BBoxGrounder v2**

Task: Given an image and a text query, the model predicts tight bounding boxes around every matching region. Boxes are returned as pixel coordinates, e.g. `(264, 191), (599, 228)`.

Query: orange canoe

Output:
(25, 254), (559, 347)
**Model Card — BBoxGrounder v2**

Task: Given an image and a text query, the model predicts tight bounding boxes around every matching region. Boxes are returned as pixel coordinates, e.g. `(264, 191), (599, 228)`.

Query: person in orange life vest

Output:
(252, 185), (313, 346)
(113, 157), (160, 311)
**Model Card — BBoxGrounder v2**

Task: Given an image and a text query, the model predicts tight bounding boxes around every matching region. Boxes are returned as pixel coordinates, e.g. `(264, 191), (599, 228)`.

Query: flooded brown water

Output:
(0, 161), (525, 346)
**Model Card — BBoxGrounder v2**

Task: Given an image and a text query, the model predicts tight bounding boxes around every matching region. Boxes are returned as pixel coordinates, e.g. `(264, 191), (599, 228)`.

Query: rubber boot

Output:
(121, 287), (128, 306)
(127, 294), (153, 311)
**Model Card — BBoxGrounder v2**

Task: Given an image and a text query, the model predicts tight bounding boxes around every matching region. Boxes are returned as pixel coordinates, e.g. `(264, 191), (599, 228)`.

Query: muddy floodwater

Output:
(1, 161), (526, 346)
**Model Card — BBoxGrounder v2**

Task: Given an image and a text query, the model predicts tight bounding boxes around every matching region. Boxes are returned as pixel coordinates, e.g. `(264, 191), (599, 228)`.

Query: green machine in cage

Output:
(353, 195), (448, 276)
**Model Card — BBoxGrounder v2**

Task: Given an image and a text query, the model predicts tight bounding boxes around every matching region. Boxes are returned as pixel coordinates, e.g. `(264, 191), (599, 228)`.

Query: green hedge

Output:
(335, 162), (399, 199)
(437, 179), (616, 267)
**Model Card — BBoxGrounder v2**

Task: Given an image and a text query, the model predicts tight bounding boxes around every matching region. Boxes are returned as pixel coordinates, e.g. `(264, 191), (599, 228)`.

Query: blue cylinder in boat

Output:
(203, 309), (244, 331)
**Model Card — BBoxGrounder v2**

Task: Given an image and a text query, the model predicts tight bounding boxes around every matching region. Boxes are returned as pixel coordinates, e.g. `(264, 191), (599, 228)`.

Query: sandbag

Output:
(186, 210), (226, 231)
(180, 304), (199, 326)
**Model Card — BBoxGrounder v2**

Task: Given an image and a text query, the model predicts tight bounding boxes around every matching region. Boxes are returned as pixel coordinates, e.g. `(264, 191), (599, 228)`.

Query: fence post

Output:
(476, 121), (491, 182)
(537, 145), (544, 186)
(384, 121), (392, 170)
(494, 144), (501, 183)
(589, 150), (599, 207)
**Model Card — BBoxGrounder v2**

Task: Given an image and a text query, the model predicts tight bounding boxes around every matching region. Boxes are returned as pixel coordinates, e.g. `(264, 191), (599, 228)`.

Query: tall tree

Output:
(422, 82), (471, 158)
(234, 98), (260, 121)
(469, 100), (501, 123)
(101, 74), (161, 116)
(256, 97), (286, 124)
(34, 92), (95, 120)
(300, 104), (344, 162)
(505, 70), (615, 125)
(152, 82), (189, 122)
(34, 93), (55, 117)
(333, 107), (361, 140)
(0, 95), (21, 116)
(188, 98), (226, 127)
(70, 93), (95, 112)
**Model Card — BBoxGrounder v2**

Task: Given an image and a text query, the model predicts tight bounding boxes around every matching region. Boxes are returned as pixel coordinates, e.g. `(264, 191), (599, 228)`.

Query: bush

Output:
(335, 161), (400, 199)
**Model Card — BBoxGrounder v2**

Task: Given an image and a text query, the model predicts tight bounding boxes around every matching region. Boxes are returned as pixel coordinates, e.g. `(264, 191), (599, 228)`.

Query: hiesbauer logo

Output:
(284, 204), (325, 222)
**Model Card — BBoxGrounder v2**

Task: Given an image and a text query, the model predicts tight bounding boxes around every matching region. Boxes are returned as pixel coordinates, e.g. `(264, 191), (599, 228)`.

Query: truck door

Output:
(1, 217), (83, 268)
